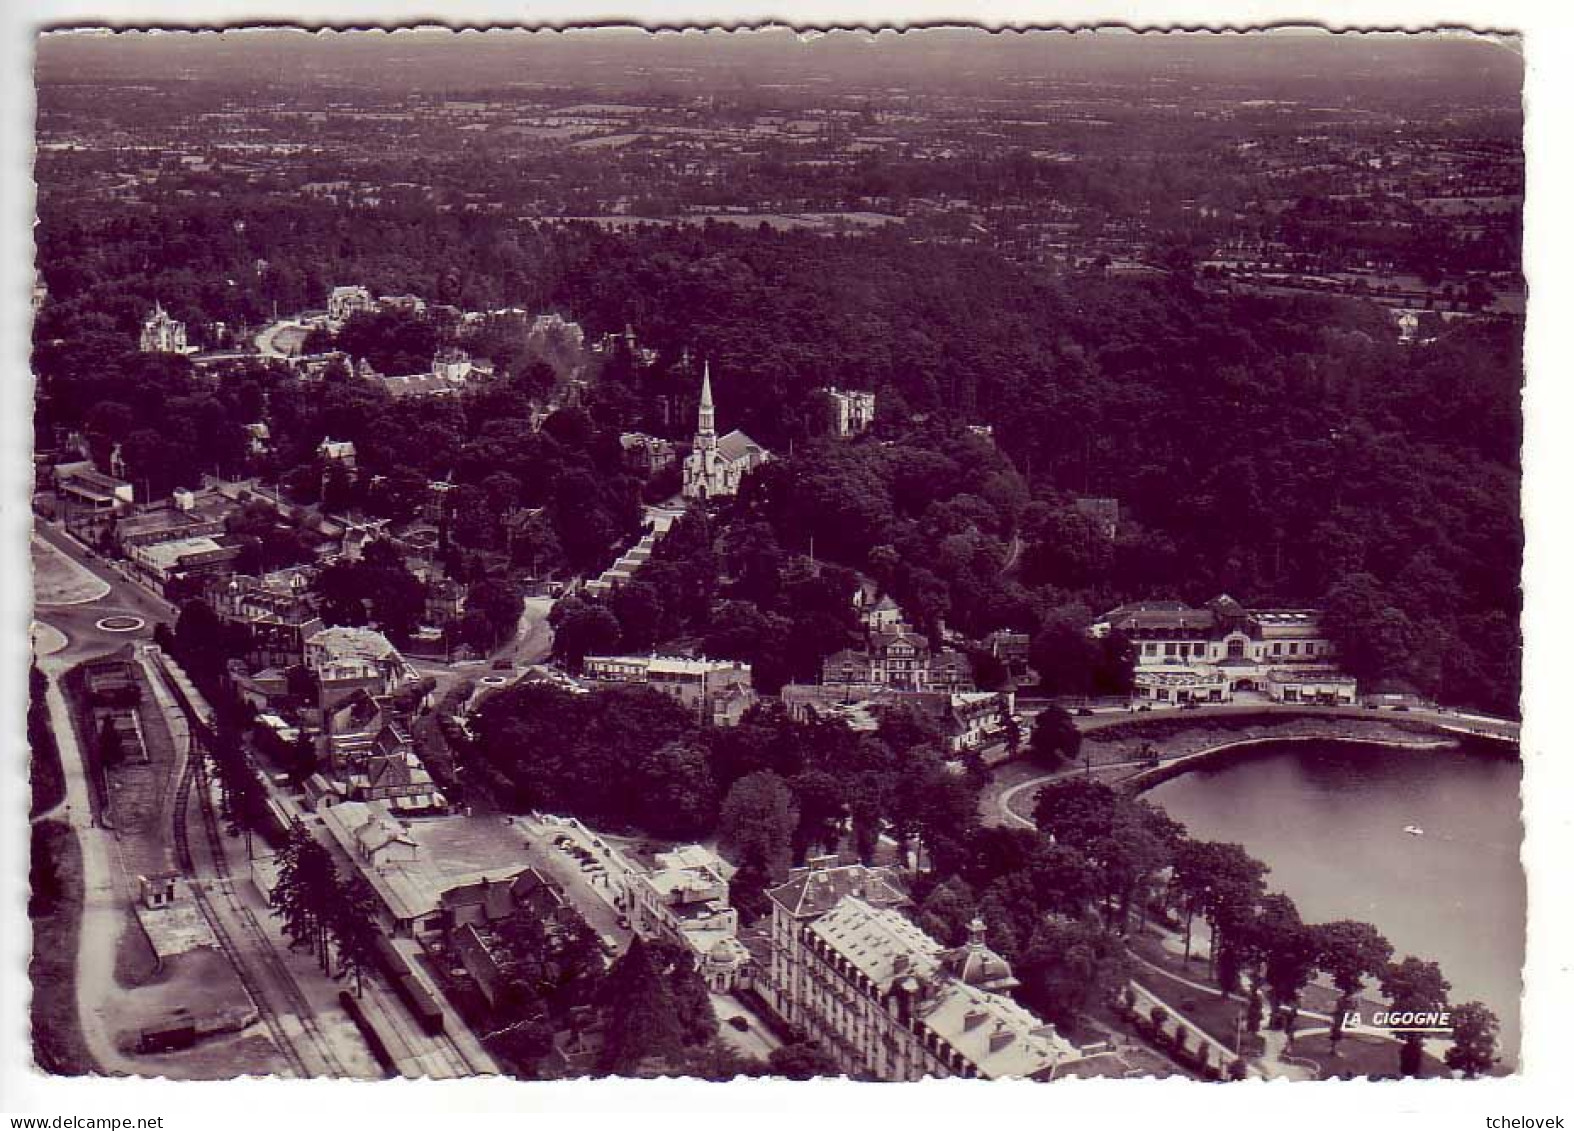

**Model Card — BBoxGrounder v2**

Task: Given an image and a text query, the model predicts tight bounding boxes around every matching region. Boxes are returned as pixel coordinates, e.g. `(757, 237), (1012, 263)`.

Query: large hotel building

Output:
(762, 858), (1081, 1081)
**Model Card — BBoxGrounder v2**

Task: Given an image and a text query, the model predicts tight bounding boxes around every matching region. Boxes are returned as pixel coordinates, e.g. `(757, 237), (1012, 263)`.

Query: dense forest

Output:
(33, 197), (1522, 713)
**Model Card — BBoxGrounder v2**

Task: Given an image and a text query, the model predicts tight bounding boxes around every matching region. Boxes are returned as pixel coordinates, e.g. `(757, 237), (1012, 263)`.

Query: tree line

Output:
(36, 193), (1521, 716)
(906, 776), (1499, 1078)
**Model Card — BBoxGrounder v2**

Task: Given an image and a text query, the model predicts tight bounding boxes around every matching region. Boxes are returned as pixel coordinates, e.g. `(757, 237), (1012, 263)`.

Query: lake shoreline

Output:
(1123, 733), (1460, 795)
(1142, 736), (1525, 1063)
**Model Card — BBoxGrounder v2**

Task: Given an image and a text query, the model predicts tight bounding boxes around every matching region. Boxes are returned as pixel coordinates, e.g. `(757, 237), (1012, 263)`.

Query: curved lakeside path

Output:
(988, 708), (1514, 829)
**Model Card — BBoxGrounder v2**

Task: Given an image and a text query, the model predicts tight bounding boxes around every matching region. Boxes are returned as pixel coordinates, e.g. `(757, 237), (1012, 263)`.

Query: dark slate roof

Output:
(765, 862), (908, 920)
(716, 430), (766, 463)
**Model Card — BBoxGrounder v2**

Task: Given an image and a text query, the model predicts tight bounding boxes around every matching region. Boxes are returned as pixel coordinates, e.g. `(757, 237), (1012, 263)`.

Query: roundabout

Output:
(94, 615), (146, 634)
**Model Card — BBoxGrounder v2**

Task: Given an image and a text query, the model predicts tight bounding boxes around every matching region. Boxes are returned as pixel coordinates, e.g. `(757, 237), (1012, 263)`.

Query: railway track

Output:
(188, 749), (350, 1077)
(171, 755), (310, 1078)
(157, 645), (469, 1078)
(360, 974), (474, 1078)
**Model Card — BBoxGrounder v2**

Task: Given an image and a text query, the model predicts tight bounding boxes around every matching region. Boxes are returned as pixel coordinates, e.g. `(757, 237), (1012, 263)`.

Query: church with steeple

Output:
(681, 363), (769, 500)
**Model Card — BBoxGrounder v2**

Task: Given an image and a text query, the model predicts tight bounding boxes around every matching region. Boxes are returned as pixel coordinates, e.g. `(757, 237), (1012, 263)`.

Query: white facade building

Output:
(328, 285), (375, 324)
(304, 626), (416, 696)
(1093, 594), (1352, 704)
(622, 845), (751, 993)
(822, 386), (877, 437)
(140, 302), (190, 354)
(581, 653), (755, 723)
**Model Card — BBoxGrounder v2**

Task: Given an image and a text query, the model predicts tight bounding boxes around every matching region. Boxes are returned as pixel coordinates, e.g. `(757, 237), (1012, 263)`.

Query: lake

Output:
(1144, 738), (1524, 1060)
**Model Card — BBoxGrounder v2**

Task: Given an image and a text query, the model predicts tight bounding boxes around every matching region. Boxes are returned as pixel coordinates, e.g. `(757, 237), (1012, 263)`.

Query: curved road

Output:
(32, 521), (168, 1074)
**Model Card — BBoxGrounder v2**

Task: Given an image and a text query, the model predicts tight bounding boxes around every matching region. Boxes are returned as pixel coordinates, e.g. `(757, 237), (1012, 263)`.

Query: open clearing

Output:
(33, 534), (109, 607)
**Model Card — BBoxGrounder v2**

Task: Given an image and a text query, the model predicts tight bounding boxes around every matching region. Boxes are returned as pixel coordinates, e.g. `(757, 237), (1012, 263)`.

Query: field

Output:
(539, 211), (903, 233)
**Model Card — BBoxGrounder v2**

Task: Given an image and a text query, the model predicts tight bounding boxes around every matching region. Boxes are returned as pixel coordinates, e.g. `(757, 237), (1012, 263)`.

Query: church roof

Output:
(716, 430), (766, 463)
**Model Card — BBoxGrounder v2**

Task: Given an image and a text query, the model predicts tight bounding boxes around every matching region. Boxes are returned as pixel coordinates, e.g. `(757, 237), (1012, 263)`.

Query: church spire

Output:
(698, 361), (716, 437)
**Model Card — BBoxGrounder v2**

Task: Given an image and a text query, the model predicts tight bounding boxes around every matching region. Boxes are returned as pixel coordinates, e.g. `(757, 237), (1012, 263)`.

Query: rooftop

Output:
(811, 896), (942, 990)
(323, 805), (536, 924)
(811, 898), (1077, 1080)
(307, 625), (400, 664)
(134, 535), (230, 569)
(766, 859), (907, 920)
(584, 653), (750, 677)
(716, 429), (767, 463)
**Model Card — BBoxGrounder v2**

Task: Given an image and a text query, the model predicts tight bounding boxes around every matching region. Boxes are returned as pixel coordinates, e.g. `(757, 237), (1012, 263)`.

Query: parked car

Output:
(727, 1016), (750, 1032)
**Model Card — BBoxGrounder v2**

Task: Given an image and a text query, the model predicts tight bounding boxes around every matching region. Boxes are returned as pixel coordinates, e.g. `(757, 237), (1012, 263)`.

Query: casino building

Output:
(1091, 594), (1356, 705)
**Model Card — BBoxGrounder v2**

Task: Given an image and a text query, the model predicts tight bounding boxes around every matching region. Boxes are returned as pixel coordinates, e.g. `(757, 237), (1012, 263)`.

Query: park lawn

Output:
(1128, 932), (1457, 1080)
(29, 820), (97, 1075)
(1288, 1031), (1449, 1080)
(1132, 929), (1396, 1036)
(1130, 957), (1251, 1057)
